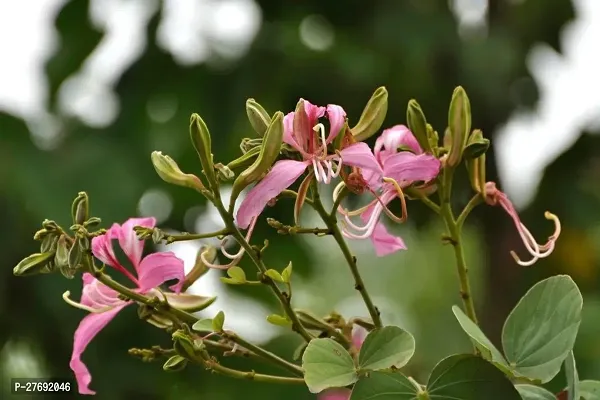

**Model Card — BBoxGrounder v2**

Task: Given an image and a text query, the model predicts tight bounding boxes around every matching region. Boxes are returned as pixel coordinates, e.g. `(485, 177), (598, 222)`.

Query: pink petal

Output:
(325, 104), (346, 144)
(371, 222), (407, 257)
(340, 142), (383, 178)
(375, 125), (422, 157)
(383, 152), (440, 186)
(118, 217), (156, 270)
(352, 325), (368, 350)
(90, 224), (121, 268)
(81, 274), (122, 308)
(235, 159), (309, 229)
(70, 304), (128, 395)
(303, 99), (326, 125)
(283, 112), (304, 153)
(137, 251), (185, 294)
(318, 388), (352, 400)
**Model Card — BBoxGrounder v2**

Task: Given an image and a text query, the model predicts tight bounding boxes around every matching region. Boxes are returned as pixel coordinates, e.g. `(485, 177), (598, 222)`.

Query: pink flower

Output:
(236, 99), (382, 229)
(336, 125), (441, 256)
(484, 182), (561, 266)
(63, 218), (185, 395)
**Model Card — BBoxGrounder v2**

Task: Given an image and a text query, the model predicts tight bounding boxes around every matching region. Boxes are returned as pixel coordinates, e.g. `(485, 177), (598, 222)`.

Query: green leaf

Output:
(302, 338), (357, 393)
(227, 266), (246, 282)
(212, 311), (225, 332)
(358, 326), (415, 371)
(266, 314), (292, 326)
(350, 372), (418, 400)
(427, 354), (521, 400)
(564, 351), (579, 400)
(265, 269), (284, 283)
(192, 318), (214, 332)
(220, 277), (245, 285)
(515, 384), (557, 400)
(281, 262), (292, 283)
(580, 380), (600, 400)
(452, 305), (509, 370)
(502, 275), (583, 383)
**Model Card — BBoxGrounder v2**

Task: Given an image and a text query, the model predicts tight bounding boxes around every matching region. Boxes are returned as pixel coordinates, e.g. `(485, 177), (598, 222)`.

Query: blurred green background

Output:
(1, 0), (600, 398)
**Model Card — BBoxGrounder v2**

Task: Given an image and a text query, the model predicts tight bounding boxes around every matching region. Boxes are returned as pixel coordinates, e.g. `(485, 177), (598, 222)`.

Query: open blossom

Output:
(236, 99), (382, 229)
(484, 182), (561, 266)
(336, 125), (441, 256)
(63, 218), (185, 395)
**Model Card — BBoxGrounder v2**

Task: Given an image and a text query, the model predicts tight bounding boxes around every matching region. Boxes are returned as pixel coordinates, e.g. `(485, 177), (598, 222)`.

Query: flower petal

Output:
(118, 217), (156, 270)
(90, 224), (121, 268)
(371, 222), (407, 257)
(375, 125), (422, 156)
(340, 142), (383, 177)
(81, 274), (122, 309)
(352, 325), (368, 350)
(283, 111), (304, 153)
(303, 99), (326, 125)
(383, 152), (440, 186)
(235, 159), (309, 229)
(318, 388), (351, 400)
(70, 304), (128, 395)
(137, 251), (185, 293)
(325, 104), (346, 144)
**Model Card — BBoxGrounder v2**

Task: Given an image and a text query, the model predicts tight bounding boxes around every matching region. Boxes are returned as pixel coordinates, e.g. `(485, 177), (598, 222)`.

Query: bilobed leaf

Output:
(502, 275), (583, 383)
(452, 305), (509, 372)
(266, 314), (292, 326)
(301, 338), (357, 393)
(281, 262), (292, 283)
(358, 326), (415, 371)
(212, 311), (225, 332)
(227, 266), (246, 282)
(515, 384), (557, 400)
(564, 351), (579, 400)
(427, 354), (521, 400)
(192, 318), (214, 332)
(265, 269), (284, 283)
(350, 372), (418, 400)
(580, 380), (600, 400)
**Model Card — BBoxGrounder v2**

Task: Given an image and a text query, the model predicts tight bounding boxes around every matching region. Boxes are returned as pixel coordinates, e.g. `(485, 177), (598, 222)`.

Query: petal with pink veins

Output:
(383, 152), (440, 186)
(118, 217), (156, 270)
(81, 275), (122, 308)
(325, 104), (346, 144)
(283, 112), (304, 153)
(318, 388), (352, 400)
(375, 125), (422, 156)
(303, 99), (326, 125)
(69, 304), (128, 395)
(340, 142), (383, 177)
(137, 252), (185, 294)
(90, 225), (121, 268)
(371, 222), (407, 257)
(235, 159), (309, 229)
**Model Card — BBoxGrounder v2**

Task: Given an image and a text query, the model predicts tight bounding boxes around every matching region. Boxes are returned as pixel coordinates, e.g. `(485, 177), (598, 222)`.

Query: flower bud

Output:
(446, 86), (472, 168)
(426, 124), (439, 150)
(230, 111), (284, 206)
(351, 86), (388, 142)
(172, 329), (199, 360)
(463, 129), (490, 160)
(466, 153), (486, 194)
(54, 235), (69, 269)
(189, 113), (217, 186)
(151, 151), (207, 193)
(68, 237), (83, 269)
(246, 98), (272, 136)
(163, 355), (188, 372)
(71, 192), (89, 225)
(182, 245), (217, 291)
(227, 146), (260, 171)
(13, 252), (55, 276)
(240, 137), (263, 154)
(40, 233), (59, 253)
(406, 100), (432, 153)
(214, 163), (235, 181)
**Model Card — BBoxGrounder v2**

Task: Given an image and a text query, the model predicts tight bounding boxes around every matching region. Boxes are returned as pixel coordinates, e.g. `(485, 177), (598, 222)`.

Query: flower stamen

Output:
(62, 291), (116, 313)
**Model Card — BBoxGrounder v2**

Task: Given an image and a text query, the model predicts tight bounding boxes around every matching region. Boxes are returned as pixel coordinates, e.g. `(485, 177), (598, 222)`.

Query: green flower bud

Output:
(466, 153), (486, 194)
(240, 137), (263, 154)
(163, 355), (188, 372)
(71, 192), (89, 226)
(68, 237), (83, 269)
(406, 100), (432, 153)
(227, 146), (261, 171)
(172, 329), (199, 360)
(214, 163), (235, 181)
(151, 151), (207, 193)
(446, 86), (472, 168)
(463, 129), (490, 160)
(189, 113), (217, 186)
(54, 235), (69, 269)
(246, 98), (272, 137)
(426, 124), (439, 150)
(40, 233), (59, 253)
(13, 252), (55, 276)
(182, 245), (217, 291)
(229, 111), (284, 206)
(351, 86), (388, 142)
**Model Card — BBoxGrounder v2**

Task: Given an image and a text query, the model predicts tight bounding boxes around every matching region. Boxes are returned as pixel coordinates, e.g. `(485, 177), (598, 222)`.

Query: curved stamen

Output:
(379, 177), (408, 223)
(316, 160), (329, 183)
(312, 159), (321, 182)
(510, 212), (561, 266)
(201, 218), (257, 270)
(341, 203), (383, 239)
(313, 123), (327, 157)
(62, 291), (116, 313)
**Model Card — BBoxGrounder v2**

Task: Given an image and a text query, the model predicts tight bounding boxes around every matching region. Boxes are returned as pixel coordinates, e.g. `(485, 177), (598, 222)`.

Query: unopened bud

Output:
(189, 113), (217, 186)
(71, 192), (89, 225)
(172, 329), (199, 360)
(466, 153), (486, 194)
(230, 111), (284, 206)
(240, 137), (263, 154)
(13, 252), (55, 276)
(54, 235), (69, 268)
(426, 124), (439, 150)
(406, 100), (432, 153)
(446, 86), (472, 167)
(42, 220), (59, 232)
(151, 151), (207, 193)
(443, 127), (452, 149)
(246, 98), (272, 136)
(227, 146), (260, 171)
(163, 355), (188, 372)
(214, 163), (235, 181)
(182, 245), (217, 291)
(463, 129), (489, 160)
(295, 310), (331, 331)
(40, 234), (58, 253)
(68, 237), (83, 269)
(351, 86), (388, 142)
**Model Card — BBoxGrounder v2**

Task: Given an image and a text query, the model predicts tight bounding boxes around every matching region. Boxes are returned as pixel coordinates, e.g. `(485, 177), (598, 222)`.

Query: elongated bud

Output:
(151, 151), (207, 193)
(295, 310), (332, 331)
(466, 153), (486, 194)
(182, 245), (217, 291)
(227, 146), (260, 171)
(214, 163), (235, 181)
(406, 100), (432, 153)
(246, 98), (272, 136)
(229, 111), (284, 206)
(163, 355), (188, 372)
(426, 124), (439, 150)
(40, 234), (59, 253)
(446, 86), (472, 167)
(54, 235), (69, 268)
(172, 329), (199, 360)
(351, 86), (388, 142)
(463, 129), (489, 160)
(189, 113), (217, 186)
(13, 252), (55, 276)
(443, 127), (452, 149)
(68, 237), (83, 269)
(71, 192), (89, 225)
